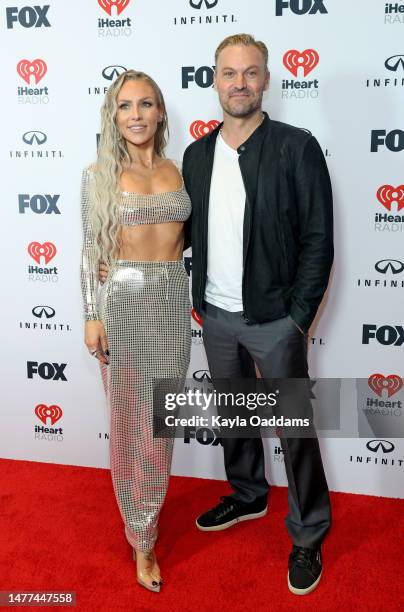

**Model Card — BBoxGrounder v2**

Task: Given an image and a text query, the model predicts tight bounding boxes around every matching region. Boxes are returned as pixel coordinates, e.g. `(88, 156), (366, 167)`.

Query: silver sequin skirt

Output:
(98, 260), (191, 551)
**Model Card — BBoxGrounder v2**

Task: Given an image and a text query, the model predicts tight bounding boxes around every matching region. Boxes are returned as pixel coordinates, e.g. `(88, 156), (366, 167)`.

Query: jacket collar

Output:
(204, 110), (270, 153)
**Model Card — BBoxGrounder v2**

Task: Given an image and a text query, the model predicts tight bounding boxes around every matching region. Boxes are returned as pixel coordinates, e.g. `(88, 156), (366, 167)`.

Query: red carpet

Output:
(0, 458), (402, 611)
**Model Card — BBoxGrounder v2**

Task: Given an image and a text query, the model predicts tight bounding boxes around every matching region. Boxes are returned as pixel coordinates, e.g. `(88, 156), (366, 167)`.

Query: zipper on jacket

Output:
(241, 194), (252, 322)
(199, 178), (208, 310)
(199, 134), (218, 312)
(240, 153), (253, 322)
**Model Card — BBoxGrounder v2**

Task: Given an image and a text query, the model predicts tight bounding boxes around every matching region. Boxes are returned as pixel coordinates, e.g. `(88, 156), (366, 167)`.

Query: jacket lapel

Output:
(201, 125), (221, 225)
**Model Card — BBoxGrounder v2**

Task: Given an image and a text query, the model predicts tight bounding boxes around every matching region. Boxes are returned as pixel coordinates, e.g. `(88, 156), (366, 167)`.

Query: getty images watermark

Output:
(152, 378), (319, 438)
(163, 388), (310, 430)
(152, 377), (404, 439)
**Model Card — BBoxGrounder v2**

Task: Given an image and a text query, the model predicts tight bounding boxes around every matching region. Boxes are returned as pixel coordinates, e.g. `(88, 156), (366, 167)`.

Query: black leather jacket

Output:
(182, 112), (333, 332)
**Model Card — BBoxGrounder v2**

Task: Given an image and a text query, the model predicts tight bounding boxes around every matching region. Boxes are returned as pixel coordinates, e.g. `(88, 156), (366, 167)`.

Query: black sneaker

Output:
(288, 545), (323, 595)
(195, 495), (267, 531)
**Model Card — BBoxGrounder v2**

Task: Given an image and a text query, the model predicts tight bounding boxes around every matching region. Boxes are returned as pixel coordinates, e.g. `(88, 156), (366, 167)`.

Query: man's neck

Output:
(220, 109), (265, 150)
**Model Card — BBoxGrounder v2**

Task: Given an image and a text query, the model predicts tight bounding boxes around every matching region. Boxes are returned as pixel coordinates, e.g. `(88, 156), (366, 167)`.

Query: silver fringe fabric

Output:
(98, 260), (191, 551)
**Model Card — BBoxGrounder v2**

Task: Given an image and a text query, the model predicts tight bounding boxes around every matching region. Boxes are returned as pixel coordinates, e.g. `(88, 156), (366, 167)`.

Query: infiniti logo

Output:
(366, 439), (395, 453)
(102, 65), (127, 81)
(193, 369), (212, 383)
(375, 259), (404, 274)
(22, 131), (47, 145)
(189, 0), (218, 8)
(32, 305), (55, 319)
(384, 54), (404, 72)
(174, 0), (233, 26)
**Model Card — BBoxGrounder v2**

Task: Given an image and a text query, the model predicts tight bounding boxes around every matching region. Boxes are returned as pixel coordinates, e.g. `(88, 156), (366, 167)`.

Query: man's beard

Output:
(221, 91), (263, 118)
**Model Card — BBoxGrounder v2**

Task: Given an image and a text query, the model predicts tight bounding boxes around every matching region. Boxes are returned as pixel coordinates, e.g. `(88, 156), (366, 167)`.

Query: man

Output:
(182, 34), (333, 595)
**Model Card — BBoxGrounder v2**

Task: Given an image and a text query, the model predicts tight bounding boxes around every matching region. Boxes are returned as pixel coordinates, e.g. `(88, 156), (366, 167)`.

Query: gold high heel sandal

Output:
(133, 549), (162, 593)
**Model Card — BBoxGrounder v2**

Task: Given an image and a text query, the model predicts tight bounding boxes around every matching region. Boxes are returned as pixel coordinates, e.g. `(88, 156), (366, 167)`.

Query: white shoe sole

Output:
(195, 506), (268, 532)
(287, 569), (322, 595)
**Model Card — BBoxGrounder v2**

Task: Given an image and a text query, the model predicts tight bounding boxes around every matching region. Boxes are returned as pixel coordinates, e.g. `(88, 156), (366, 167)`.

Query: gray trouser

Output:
(201, 301), (331, 549)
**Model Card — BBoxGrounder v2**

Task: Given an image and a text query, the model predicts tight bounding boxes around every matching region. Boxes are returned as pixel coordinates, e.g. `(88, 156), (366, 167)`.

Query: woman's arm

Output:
(80, 168), (109, 364)
(80, 168), (100, 321)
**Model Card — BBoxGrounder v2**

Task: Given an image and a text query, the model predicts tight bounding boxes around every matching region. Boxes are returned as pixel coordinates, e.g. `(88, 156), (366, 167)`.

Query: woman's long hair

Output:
(89, 70), (169, 264)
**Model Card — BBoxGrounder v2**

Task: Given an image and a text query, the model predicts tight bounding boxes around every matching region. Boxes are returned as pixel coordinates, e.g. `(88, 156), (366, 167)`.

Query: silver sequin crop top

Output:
(80, 164), (191, 320)
(120, 184), (191, 225)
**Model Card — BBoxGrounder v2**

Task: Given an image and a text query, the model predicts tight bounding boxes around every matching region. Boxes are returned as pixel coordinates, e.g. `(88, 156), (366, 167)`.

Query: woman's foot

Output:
(133, 549), (162, 593)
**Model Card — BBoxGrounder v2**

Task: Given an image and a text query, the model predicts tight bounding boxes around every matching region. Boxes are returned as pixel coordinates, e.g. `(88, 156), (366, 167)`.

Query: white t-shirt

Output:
(204, 132), (246, 311)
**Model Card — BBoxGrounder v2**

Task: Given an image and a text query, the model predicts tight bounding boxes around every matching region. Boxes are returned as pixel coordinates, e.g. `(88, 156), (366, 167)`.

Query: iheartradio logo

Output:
(17, 59), (47, 85)
(192, 307), (203, 326)
(98, 0), (130, 15)
(283, 49), (319, 77)
(368, 374), (403, 398)
(28, 242), (57, 264)
(376, 184), (404, 212)
(35, 404), (63, 425)
(189, 120), (220, 140)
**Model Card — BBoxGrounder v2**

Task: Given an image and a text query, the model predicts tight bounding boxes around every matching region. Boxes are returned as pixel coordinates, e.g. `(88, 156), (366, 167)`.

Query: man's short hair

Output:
(215, 33), (269, 71)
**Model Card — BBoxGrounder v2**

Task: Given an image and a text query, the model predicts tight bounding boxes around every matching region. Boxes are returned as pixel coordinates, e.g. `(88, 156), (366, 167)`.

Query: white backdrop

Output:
(1, 0), (403, 498)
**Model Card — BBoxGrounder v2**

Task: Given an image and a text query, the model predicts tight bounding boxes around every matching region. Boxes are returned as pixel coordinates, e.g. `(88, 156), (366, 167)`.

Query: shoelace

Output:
(291, 546), (315, 569)
(214, 496), (240, 520)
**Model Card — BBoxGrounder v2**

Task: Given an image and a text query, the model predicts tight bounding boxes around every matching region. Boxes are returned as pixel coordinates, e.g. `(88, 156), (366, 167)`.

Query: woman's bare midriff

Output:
(118, 222), (184, 261)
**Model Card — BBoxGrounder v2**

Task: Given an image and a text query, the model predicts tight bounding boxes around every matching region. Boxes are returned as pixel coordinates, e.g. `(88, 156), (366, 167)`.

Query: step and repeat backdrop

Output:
(1, 0), (403, 498)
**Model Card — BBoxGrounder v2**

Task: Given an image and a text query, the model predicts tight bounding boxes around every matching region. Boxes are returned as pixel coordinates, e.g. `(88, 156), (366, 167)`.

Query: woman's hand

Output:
(99, 261), (109, 284)
(85, 320), (109, 364)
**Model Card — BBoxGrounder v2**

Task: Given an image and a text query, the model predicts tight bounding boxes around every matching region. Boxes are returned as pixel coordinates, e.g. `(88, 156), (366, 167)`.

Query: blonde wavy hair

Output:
(89, 70), (169, 264)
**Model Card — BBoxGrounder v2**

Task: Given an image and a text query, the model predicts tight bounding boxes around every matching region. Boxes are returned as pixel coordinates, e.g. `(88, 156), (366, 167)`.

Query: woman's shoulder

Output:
(81, 163), (98, 183)
(82, 162), (97, 174)
(167, 158), (182, 173)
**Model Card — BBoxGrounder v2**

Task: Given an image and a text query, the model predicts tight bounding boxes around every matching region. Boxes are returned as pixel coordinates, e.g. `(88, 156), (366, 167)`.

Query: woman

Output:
(80, 70), (191, 593)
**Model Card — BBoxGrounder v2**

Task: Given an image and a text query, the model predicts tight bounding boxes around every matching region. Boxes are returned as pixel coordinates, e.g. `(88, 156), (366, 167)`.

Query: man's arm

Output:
(289, 136), (334, 332)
